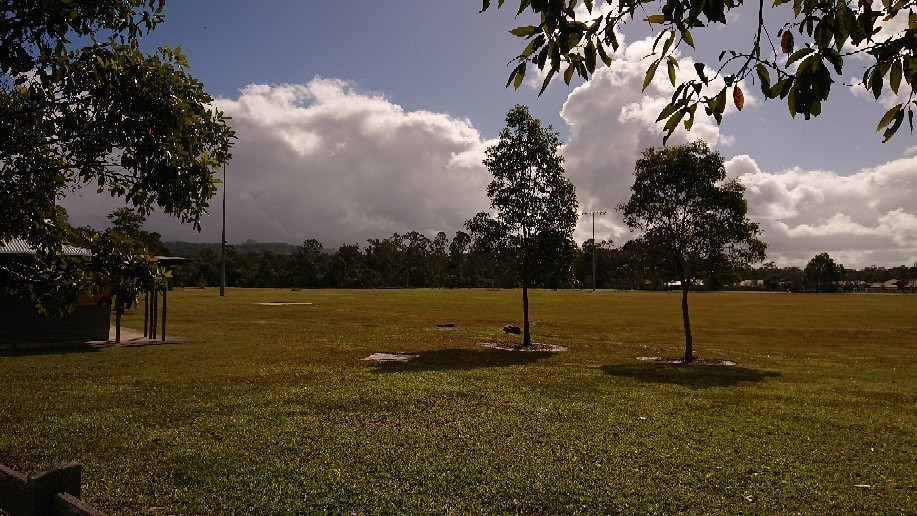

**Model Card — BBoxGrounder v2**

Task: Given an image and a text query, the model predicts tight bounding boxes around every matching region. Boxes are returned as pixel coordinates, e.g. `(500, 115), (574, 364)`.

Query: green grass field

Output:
(1, 289), (915, 514)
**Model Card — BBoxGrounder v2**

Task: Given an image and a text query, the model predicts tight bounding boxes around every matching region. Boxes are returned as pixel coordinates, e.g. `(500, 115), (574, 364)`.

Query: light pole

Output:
(582, 210), (607, 291)
(220, 163), (226, 297)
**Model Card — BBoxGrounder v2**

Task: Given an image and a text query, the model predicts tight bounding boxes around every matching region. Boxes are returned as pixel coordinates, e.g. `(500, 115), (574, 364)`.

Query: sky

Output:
(60, 1), (917, 267)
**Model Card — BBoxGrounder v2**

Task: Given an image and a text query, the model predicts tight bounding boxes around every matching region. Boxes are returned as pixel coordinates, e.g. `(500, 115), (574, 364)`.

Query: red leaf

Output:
(780, 31), (794, 54)
(733, 86), (745, 111)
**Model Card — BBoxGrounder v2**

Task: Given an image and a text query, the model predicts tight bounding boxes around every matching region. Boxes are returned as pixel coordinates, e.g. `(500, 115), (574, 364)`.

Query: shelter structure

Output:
(0, 239), (109, 347)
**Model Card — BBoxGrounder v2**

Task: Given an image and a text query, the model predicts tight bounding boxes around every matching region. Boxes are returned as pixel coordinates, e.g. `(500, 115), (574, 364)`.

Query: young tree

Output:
(1, 1), (234, 311)
(106, 208), (169, 256)
(91, 229), (162, 343)
(619, 141), (766, 362)
(477, 104), (578, 347)
(805, 252), (841, 292)
(481, 0), (917, 142)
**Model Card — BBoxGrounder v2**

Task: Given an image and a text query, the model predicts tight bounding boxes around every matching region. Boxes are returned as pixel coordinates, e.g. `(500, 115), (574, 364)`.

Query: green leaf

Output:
(756, 64), (771, 97)
(876, 103), (901, 132)
(643, 60), (660, 91)
(656, 102), (677, 122)
(521, 35), (545, 57)
(585, 40), (596, 73)
(539, 68), (555, 96)
(584, 0), (594, 12)
(664, 108), (686, 132)
(667, 56), (677, 86)
(788, 86), (797, 117)
(683, 30), (695, 48)
(513, 64), (525, 89)
(661, 32), (675, 55)
(684, 104), (697, 130)
(596, 41), (612, 66)
(505, 67), (518, 89)
(883, 109), (905, 141)
(646, 14), (666, 24)
(787, 47), (813, 65)
(713, 88), (727, 123)
(694, 62), (708, 84)
(564, 63), (575, 84)
(890, 60), (902, 94)
(510, 25), (539, 37)
(871, 69), (883, 99)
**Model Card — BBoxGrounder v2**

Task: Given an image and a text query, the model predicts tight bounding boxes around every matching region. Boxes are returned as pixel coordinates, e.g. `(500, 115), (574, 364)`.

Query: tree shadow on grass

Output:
(368, 348), (556, 373)
(0, 343), (101, 357)
(601, 362), (780, 388)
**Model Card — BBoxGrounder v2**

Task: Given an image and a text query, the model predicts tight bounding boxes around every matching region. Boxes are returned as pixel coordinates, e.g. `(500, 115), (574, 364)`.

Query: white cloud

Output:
(62, 79), (492, 246)
(556, 36), (916, 267)
(725, 155), (917, 266)
(560, 36), (745, 244)
(58, 37), (915, 269)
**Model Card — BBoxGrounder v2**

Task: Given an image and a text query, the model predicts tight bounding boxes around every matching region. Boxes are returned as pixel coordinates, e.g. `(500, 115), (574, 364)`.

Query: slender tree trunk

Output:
(522, 235), (532, 347)
(521, 235), (531, 347)
(681, 285), (692, 362)
(115, 299), (121, 344)
(522, 279), (531, 347)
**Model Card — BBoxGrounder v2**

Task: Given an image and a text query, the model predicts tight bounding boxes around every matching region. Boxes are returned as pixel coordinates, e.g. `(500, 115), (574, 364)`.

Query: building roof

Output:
(0, 238), (91, 257)
(153, 256), (192, 266)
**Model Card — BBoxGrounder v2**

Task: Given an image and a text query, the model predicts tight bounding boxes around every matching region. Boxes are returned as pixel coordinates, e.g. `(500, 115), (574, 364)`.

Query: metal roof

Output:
(154, 256), (192, 266)
(0, 238), (92, 257)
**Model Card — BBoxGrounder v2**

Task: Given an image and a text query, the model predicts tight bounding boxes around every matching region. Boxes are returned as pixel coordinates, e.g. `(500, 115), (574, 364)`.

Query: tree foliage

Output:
(1, 0), (234, 308)
(619, 140), (766, 361)
(805, 251), (841, 292)
(482, 0), (917, 141)
(472, 104), (579, 346)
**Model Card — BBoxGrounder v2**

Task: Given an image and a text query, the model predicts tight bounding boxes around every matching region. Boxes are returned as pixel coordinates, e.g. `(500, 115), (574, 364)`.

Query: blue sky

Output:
(140, 0), (910, 172)
(62, 1), (917, 267)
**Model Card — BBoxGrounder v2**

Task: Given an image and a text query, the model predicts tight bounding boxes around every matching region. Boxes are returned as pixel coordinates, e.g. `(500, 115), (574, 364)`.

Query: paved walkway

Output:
(91, 326), (189, 347)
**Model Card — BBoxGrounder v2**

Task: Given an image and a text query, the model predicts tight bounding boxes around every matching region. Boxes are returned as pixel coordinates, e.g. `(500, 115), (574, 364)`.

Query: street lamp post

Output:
(220, 163), (226, 297)
(582, 210), (607, 291)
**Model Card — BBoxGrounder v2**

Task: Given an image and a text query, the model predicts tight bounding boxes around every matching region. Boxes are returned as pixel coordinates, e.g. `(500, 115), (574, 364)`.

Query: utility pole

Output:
(582, 210), (607, 291)
(220, 163), (226, 297)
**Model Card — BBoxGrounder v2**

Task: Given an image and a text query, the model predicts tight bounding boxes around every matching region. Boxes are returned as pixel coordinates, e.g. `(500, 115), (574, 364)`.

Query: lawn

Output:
(1, 289), (915, 514)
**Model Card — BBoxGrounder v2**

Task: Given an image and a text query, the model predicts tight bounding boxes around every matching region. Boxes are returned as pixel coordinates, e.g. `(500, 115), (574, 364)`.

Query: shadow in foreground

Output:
(0, 343), (101, 358)
(601, 362), (780, 388)
(368, 348), (556, 373)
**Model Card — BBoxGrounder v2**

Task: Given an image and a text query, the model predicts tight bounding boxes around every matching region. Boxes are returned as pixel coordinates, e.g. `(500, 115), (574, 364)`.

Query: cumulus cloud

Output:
(59, 37), (915, 268)
(556, 35), (915, 267)
(560, 36), (746, 243)
(64, 78), (493, 246)
(723, 155), (917, 266)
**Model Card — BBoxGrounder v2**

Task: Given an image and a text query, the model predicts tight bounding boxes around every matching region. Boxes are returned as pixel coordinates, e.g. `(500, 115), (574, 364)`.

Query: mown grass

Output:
(1, 289), (915, 514)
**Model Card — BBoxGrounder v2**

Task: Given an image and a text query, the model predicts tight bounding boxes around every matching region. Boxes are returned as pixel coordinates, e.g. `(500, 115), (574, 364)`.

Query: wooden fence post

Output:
(26, 462), (81, 515)
(0, 463), (29, 515)
(1, 462), (106, 516)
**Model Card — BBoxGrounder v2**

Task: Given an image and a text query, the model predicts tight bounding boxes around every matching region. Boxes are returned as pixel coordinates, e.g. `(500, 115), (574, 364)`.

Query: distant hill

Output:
(165, 241), (299, 257)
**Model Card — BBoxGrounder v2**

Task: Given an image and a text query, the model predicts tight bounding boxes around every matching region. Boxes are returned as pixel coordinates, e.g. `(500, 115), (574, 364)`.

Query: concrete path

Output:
(91, 326), (189, 347)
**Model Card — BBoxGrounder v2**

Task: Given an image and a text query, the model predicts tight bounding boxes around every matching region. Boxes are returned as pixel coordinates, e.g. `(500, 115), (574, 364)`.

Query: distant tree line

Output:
(167, 237), (916, 293)
(741, 255), (917, 293)
(169, 232), (648, 290)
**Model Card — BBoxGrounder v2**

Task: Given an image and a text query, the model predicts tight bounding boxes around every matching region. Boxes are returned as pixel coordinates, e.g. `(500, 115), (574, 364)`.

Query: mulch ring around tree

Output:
(636, 356), (736, 366)
(478, 342), (569, 352)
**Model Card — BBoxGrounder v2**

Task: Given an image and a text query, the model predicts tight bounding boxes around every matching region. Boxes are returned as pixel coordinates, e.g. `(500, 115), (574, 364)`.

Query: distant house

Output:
(0, 239), (110, 347)
(664, 280), (704, 290)
(865, 279), (905, 293)
(738, 279), (764, 288)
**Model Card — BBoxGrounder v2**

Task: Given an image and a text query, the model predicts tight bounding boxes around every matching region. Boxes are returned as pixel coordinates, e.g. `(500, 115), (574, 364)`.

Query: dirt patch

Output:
(478, 342), (568, 352)
(256, 302), (313, 306)
(636, 356), (736, 366)
(362, 353), (419, 362)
